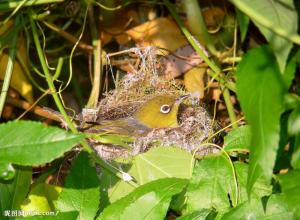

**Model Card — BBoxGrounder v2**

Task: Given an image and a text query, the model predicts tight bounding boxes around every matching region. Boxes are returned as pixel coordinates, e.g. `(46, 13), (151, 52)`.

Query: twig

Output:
(42, 21), (93, 52)
(17, 90), (50, 120)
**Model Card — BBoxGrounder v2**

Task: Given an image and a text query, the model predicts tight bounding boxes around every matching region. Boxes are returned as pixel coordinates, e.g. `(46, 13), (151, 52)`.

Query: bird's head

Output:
(134, 95), (189, 128)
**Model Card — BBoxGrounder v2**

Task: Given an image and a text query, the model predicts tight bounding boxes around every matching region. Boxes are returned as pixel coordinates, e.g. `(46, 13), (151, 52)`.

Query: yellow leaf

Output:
(184, 67), (206, 99)
(125, 17), (187, 52)
(21, 183), (62, 212)
(0, 36), (33, 103)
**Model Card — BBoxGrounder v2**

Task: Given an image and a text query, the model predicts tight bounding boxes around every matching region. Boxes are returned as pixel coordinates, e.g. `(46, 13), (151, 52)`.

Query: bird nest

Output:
(85, 47), (218, 160)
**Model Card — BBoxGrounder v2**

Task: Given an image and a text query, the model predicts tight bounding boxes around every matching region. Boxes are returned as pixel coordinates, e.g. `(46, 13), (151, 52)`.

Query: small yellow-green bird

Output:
(85, 95), (189, 137)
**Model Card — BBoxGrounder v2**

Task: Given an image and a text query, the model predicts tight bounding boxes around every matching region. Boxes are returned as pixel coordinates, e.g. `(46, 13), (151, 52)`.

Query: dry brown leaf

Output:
(211, 88), (222, 101)
(101, 9), (140, 45)
(202, 7), (226, 32)
(160, 45), (207, 78)
(183, 67), (206, 99)
(125, 17), (187, 52)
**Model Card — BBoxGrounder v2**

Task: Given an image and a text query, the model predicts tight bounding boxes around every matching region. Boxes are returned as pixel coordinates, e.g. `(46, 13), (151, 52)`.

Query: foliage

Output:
(0, 0), (300, 219)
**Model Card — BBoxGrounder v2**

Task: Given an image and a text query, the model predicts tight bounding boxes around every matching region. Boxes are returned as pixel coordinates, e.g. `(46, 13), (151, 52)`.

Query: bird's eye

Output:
(160, 104), (171, 114)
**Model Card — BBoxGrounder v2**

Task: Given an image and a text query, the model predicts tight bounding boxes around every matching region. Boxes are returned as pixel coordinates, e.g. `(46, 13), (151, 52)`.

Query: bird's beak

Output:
(175, 94), (190, 104)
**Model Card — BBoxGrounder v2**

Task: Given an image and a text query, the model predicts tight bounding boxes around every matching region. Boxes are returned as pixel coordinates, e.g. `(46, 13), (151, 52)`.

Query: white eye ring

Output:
(160, 104), (171, 114)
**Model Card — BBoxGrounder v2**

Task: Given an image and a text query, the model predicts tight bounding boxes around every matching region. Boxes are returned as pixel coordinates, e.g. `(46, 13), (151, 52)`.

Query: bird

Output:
(84, 94), (189, 137)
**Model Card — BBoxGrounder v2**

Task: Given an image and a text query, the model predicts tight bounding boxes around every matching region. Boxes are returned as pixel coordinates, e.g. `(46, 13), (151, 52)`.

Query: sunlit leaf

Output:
(184, 153), (237, 214)
(98, 178), (188, 220)
(0, 121), (84, 165)
(234, 162), (272, 203)
(21, 183), (62, 212)
(125, 17), (187, 52)
(221, 194), (293, 219)
(56, 151), (100, 220)
(236, 45), (285, 195)
(223, 125), (251, 153)
(100, 147), (193, 203)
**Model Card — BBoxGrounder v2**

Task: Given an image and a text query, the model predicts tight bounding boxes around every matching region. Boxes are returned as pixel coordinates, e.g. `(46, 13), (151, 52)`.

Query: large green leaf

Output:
(234, 162), (272, 203)
(223, 125), (251, 153)
(130, 147), (193, 183)
(184, 153), (237, 214)
(277, 170), (300, 218)
(0, 121), (84, 165)
(230, 0), (298, 72)
(221, 194), (293, 220)
(100, 147), (193, 203)
(236, 45), (285, 194)
(0, 167), (32, 220)
(56, 151), (100, 220)
(98, 178), (188, 220)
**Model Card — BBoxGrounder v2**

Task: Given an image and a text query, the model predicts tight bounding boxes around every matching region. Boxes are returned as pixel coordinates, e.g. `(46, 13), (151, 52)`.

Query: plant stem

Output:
(222, 86), (238, 129)
(30, 14), (79, 135)
(182, 0), (216, 55)
(87, 6), (102, 108)
(42, 21), (93, 52)
(0, 17), (19, 117)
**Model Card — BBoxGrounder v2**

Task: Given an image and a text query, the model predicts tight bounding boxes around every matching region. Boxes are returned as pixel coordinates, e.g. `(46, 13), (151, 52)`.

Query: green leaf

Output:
(98, 178), (188, 220)
(236, 45), (285, 195)
(21, 183), (62, 212)
(221, 194), (293, 220)
(184, 153), (237, 214)
(0, 162), (15, 181)
(56, 151), (100, 220)
(274, 112), (292, 172)
(223, 125), (251, 152)
(284, 94), (300, 111)
(99, 168), (135, 212)
(235, 9), (249, 42)
(0, 167), (31, 220)
(288, 105), (300, 136)
(131, 147), (193, 183)
(283, 56), (297, 90)
(277, 169), (300, 218)
(234, 162), (272, 203)
(291, 134), (300, 169)
(0, 121), (84, 166)
(100, 147), (193, 203)
(91, 134), (133, 148)
(177, 209), (211, 220)
(230, 0), (298, 72)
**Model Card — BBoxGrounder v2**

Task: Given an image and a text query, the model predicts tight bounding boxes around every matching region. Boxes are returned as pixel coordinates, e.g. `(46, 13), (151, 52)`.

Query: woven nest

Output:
(85, 47), (218, 160)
